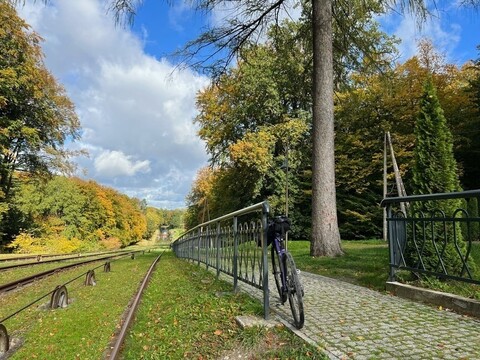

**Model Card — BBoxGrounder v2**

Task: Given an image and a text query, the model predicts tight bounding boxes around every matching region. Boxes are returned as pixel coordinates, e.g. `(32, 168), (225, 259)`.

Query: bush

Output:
(7, 233), (83, 254)
(100, 237), (122, 250)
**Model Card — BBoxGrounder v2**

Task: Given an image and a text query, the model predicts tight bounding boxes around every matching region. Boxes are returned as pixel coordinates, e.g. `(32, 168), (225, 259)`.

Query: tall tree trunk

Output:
(310, 0), (342, 257)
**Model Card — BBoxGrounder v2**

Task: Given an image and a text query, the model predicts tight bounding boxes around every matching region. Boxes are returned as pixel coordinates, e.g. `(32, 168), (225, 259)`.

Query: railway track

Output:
(0, 250), (163, 359)
(0, 251), (139, 294)
(0, 249), (131, 271)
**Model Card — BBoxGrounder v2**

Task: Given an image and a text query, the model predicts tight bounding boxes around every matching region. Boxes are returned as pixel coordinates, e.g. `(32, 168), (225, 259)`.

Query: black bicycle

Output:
(268, 216), (304, 329)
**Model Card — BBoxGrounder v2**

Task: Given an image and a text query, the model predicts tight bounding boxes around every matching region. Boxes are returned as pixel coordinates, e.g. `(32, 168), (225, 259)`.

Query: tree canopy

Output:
(0, 1), (81, 245)
(187, 32), (480, 240)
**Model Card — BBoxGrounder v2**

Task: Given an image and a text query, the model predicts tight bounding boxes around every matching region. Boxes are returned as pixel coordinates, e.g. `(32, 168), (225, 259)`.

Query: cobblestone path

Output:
(232, 271), (480, 360)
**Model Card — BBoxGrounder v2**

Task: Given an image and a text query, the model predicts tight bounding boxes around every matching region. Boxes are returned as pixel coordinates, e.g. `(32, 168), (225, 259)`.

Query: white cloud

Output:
(16, 0), (209, 209)
(94, 150), (150, 177)
(380, 3), (463, 64)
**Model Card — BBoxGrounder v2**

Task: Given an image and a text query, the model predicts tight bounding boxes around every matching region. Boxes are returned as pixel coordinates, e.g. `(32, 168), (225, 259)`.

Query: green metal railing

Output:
(381, 190), (480, 284)
(171, 202), (271, 319)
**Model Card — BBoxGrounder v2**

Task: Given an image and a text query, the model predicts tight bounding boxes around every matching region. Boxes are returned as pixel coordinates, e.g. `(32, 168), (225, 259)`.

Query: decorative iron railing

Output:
(171, 202), (271, 319)
(381, 190), (480, 285)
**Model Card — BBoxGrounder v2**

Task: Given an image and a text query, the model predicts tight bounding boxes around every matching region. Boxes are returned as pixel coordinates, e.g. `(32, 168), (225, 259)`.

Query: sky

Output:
(14, 0), (479, 210)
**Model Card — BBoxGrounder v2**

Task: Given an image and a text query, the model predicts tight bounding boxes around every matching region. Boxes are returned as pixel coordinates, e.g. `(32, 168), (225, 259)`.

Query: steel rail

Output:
(0, 253), (68, 263)
(107, 252), (164, 360)
(0, 249), (131, 269)
(0, 251), (140, 294)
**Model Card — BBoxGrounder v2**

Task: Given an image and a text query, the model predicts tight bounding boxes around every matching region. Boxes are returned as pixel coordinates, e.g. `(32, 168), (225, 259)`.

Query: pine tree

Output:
(410, 77), (472, 276)
(413, 78), (461, 195)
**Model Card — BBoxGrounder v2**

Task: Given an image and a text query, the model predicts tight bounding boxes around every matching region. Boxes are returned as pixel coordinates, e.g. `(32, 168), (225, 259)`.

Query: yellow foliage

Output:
(100, 237), (122, 250)
(7, 233), (82, 254)
(229, 130), (275, 172)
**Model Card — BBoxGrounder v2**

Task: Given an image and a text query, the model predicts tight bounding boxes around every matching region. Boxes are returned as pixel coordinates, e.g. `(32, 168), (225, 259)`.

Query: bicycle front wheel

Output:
(285, 252), (304, 329)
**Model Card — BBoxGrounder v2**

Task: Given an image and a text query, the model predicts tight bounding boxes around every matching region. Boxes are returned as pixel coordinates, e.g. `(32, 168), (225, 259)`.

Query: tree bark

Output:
(310, 0), (342, 257)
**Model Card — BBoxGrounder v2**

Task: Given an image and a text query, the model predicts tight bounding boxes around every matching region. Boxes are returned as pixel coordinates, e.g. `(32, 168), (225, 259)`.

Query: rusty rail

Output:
(107, 252), (164, 359)
(0, 251), (140, 294)
(0, 249), (131, 271)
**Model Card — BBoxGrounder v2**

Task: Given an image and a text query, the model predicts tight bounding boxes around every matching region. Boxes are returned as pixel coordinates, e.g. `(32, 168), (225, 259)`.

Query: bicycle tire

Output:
(271, 245), (287, 303)
(285, 252), (304, 329)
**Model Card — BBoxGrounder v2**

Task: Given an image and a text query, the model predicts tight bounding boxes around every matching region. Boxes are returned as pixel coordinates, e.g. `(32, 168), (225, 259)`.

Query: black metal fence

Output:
(171, 202), (271, 319)
(381, 190), (480, 285)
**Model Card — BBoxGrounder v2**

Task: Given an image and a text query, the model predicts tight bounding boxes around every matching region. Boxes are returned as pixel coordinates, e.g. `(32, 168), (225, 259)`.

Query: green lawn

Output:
(288, 239), (390, 292)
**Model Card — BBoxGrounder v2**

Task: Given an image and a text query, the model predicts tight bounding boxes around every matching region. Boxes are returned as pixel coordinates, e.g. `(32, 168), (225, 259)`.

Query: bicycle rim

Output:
(285, 252), (304, 329)
(271, 246), (286, 303)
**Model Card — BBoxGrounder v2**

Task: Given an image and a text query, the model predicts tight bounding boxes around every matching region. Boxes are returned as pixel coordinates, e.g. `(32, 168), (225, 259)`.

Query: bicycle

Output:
(268, 216), (304, 329)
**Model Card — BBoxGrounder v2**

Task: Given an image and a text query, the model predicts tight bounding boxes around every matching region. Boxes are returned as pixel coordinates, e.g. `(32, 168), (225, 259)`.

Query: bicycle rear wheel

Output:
(285, 252), (304, 329)
(271, 245), (287, 303)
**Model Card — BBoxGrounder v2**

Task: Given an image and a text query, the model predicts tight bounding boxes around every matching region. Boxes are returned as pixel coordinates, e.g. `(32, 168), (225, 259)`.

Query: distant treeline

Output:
(2, 175), (184, 253)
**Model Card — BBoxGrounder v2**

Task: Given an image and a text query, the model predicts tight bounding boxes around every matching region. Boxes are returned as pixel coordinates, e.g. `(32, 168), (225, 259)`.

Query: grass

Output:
(122, 251), (325, 359)
(288, 239), (390, 292)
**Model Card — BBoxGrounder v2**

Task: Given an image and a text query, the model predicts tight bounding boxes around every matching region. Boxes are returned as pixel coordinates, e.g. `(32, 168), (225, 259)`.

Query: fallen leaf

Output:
(214, 329), (223, 336)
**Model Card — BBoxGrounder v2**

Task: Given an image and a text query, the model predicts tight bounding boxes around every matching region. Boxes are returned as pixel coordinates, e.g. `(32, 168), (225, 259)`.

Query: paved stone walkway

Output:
(230, 271), (480, 360)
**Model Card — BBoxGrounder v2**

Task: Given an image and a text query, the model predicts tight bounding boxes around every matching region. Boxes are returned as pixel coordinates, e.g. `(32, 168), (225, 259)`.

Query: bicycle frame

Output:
(273, 234), (288, 298)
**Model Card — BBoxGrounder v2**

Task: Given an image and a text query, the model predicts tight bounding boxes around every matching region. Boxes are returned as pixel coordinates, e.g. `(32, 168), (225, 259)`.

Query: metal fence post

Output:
(233, 216), (238, 292)
(216, 222), (220, 279)
(197, 228), (201, 266)
(262, 203), (270, 320)
(386, 203), (396, 281)
(206, 226), (209, 270)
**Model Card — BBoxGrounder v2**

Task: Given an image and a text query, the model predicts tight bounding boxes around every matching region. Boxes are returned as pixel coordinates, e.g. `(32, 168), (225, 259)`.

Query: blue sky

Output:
(128, 1), (479, 65)
(15, 0), (479, 209)
(379, 1), (479, 65)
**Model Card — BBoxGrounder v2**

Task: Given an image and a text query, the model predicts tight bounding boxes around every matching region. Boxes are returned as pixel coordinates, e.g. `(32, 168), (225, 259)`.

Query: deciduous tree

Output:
(0, 2), (81, 245)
